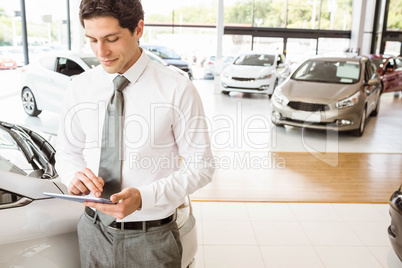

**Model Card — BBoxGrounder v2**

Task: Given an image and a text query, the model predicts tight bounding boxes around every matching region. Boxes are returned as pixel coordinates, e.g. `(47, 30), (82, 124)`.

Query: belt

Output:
(85, 207), (175, 231)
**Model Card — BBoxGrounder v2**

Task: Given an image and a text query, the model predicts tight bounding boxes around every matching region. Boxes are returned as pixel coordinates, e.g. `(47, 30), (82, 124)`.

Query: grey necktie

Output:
(97, 75), (130, 226)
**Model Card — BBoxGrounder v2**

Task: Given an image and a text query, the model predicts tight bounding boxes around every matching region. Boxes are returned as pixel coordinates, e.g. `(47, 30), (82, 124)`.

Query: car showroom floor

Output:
(1, 68), (402, 267)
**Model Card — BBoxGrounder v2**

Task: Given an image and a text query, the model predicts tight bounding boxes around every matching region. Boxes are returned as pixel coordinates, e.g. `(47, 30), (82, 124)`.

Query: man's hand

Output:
(68, 168), (104, 197)
(84, 187), (142, 220)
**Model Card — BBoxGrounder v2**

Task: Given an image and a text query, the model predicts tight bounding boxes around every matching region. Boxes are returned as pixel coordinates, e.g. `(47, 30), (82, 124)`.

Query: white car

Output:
(0, 121), (198, 267)
(20, 52), (99, 116)
(20, 50), (188, 117)
(220, 51), (290, 96)
(203, 55), (234, 79)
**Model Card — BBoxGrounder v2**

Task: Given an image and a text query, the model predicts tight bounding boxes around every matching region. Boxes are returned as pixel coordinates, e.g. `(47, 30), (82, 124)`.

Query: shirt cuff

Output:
(136, 185), (155, 210)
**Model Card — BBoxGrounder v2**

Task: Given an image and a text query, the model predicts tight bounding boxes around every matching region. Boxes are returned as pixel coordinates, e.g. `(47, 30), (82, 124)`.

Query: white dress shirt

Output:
(55, 50), (214, 221)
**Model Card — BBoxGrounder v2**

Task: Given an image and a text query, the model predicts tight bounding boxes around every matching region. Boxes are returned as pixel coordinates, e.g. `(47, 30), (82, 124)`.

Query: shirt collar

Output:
(103, 48), (149, 86)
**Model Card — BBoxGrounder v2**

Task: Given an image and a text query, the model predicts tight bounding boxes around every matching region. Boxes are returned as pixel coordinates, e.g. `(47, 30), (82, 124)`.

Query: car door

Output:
(394, 57), (402, 92)
(382, 58), (399, 93)
(44, 57), (83, 113)
(364, 61), (380, 114)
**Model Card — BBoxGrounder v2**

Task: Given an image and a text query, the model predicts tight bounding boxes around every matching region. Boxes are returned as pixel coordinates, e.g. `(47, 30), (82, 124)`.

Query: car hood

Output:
(281, 79), (361, 103)
(225, 65), (275, 78)
(0, 171), (65, 200)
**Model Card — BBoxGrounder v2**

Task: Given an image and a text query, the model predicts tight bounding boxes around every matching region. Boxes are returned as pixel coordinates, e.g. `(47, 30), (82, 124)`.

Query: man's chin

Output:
(101, 64), (119, 74)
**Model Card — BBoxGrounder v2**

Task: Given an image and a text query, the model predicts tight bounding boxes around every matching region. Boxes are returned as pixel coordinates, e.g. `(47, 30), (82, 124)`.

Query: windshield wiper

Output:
(0, 122), (57, 179)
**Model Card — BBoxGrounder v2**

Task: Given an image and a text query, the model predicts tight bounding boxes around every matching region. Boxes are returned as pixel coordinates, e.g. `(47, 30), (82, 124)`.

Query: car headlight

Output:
(256, 74), (272, 80)
(272, 89), (289, 105)
(336, 91), (360, 109)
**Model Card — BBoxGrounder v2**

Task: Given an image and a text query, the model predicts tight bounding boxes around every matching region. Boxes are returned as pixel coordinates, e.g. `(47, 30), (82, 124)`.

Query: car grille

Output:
(226, 86), (263, 90)
(287, 101), (330, 112)
(232, 77), (255, 82)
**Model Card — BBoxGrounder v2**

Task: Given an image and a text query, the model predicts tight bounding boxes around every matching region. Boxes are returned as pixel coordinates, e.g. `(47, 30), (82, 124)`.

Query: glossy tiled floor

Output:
(1, 68), (401, 267)
(190, 201), (401, 268)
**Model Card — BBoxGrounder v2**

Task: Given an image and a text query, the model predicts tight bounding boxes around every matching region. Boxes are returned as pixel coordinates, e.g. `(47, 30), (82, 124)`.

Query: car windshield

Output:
(234, 54), (275, 67)
(82, 57), (100, 68)
(292, 59), (361, 84)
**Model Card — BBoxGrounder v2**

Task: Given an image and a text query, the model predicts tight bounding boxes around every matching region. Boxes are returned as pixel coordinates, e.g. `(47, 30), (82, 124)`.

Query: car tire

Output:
(222, 91), (230, 95)
(21, 87), (42, 116)
(353, 107), (366, 137)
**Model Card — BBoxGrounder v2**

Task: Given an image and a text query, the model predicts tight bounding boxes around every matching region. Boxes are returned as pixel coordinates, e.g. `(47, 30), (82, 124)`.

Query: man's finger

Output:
(74, 169), (104, 197)
(110, 189), (130, 203)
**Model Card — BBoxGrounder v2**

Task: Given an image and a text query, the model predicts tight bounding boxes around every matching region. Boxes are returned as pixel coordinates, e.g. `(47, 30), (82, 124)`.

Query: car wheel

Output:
(353, 108), (366, 137)
(21, 87), (42, 116)
(222, 91), (230, 95)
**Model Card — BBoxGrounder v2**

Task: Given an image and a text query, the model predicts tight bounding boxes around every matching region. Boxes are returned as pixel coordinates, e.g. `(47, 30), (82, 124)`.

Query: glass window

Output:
(387, 0), (402, 30)
(286, 38), (317, 64)
(293, 59), (360, 84)
(319, 0), (352, 30)
(56, 57), (84, 76)
(224, 0), (253, 26)
(395, 57), (402, 69)
(384, 41), (401, 56)
(143, 0), (216, 26)
(252, 37), (284, 53)
(143, 26), (217, 64)
(287, 0), (320, 29)
(317, 38), (349, 56)
(0, 0), (68, 65)
(234, 53), (276, 66)
(223, 35), (253, 56)
(253, 0), (286, 27)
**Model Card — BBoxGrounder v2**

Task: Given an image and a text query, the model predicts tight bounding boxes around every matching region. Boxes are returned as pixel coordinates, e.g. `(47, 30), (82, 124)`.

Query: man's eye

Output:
(108, 38), (118, 42)
(89, 39), (97, 43)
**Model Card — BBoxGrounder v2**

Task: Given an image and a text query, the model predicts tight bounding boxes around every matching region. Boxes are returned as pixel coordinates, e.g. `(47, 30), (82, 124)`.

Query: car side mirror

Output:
(366, 78), (380, 86)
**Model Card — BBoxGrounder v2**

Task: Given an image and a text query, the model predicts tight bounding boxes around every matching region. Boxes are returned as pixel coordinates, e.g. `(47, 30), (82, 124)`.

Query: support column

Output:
(349, 0), (377, 55)
(20, 0), (29, 65)
(214, 0), (224, 94)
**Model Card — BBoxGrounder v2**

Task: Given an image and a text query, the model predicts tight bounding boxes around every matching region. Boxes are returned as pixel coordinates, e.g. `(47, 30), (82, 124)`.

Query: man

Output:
(55, 0), (214, 267)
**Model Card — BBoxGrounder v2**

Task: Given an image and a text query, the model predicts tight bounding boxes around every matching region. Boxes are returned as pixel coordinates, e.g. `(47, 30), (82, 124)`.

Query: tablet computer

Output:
(43, 192), (116, 204)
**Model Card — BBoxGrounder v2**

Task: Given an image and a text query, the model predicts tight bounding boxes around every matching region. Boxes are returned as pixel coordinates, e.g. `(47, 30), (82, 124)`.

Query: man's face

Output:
(84, 16), (144, 74)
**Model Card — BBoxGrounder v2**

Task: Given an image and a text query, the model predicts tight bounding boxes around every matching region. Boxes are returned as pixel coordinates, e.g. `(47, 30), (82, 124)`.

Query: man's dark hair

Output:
(79, 0), (144, 34)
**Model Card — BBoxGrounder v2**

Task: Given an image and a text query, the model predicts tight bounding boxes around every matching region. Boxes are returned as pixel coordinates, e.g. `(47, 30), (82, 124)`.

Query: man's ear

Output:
(135, 20), (144, 39)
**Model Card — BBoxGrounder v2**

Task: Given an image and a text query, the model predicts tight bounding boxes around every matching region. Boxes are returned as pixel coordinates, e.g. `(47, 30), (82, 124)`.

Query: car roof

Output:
(306, 56), (366, 62)
(238, 51), (280, 56)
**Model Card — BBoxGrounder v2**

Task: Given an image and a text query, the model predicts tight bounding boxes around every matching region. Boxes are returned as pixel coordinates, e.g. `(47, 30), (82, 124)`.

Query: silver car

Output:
(0, 121), (198, 267)
(271, 56), (382, 136)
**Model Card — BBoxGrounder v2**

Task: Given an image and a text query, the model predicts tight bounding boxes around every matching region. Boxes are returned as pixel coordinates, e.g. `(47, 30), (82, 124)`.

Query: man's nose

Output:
(98, 42), (110, 57)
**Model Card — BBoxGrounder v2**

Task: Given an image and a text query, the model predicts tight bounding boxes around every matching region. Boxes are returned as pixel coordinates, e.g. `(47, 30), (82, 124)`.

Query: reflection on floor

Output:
(190, 201), (401, 268)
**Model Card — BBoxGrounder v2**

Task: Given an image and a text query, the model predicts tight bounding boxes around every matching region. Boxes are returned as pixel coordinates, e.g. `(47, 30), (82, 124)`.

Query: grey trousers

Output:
(77, 212), (183, 268)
